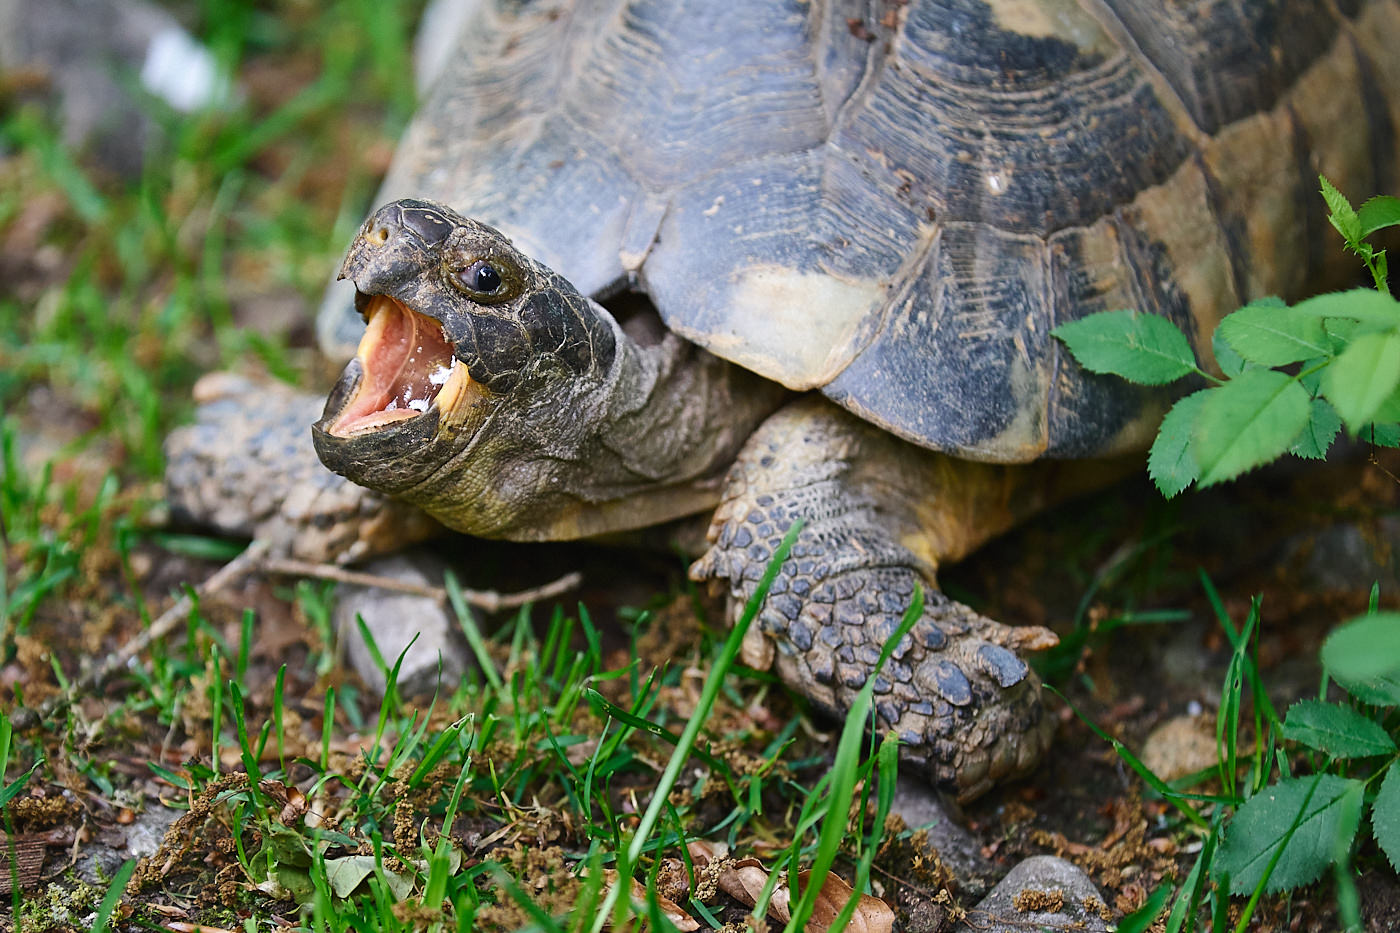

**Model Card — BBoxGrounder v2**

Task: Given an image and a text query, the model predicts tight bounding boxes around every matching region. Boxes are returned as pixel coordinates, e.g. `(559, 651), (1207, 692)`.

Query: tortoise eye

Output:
(455, 258), (510, 301)
(470, 262), (500, 293)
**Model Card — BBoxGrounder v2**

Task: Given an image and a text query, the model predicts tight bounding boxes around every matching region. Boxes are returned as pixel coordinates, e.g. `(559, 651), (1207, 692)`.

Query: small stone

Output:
(1141, 713), (1218, 782)
(335, 552), (470, 697)
(954, 855), (1109, 933)
(889, 777), (991, 888)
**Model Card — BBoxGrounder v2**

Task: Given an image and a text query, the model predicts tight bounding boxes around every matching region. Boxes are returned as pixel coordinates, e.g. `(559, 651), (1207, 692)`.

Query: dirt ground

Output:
(5, 438), (1398, 930)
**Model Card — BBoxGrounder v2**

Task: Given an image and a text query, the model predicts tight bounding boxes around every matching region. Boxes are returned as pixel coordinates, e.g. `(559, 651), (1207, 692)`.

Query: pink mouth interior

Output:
(329, 296), (457, 435)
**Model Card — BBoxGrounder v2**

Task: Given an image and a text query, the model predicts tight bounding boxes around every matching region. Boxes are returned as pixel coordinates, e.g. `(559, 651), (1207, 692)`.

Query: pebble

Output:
(335, 553), (470, 696)
(889, 778), (993, 894)
(1141, 713), (1219, 782)
(953, 855), (1110, 933)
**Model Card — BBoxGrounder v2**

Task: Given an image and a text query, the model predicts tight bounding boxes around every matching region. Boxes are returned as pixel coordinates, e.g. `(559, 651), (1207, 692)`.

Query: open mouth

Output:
(325, 295), (476, 436)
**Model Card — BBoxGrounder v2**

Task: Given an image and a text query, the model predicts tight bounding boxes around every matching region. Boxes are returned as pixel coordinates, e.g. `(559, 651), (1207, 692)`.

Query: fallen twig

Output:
(30, 539), (582, 724)
(258, 556), (583, 612)
(33, 539), (272, 725)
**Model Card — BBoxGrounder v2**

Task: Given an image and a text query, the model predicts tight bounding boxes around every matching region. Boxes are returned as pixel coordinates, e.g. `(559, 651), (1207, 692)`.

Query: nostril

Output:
(367, 226), (390, 247)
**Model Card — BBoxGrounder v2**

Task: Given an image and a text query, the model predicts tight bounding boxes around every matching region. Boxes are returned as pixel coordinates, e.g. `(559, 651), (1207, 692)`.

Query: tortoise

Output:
(166, 0), (1400, 801)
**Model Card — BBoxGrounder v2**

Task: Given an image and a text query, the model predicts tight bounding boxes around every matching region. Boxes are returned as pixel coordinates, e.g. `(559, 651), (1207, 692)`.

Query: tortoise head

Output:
(312, 199), (620, 538)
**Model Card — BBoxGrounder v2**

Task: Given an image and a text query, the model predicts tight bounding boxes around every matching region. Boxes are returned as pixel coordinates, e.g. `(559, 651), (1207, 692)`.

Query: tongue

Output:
(330, 297), (456, 434)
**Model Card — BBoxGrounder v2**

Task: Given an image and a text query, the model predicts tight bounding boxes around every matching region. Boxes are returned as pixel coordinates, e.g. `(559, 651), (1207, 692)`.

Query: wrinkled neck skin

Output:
(418, 307), (785, 541)
(312, 199), (786, 542)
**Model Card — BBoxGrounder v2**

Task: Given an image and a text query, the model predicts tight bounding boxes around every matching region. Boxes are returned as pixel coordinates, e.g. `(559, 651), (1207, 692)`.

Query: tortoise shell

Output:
(321, 0), (1400, 462)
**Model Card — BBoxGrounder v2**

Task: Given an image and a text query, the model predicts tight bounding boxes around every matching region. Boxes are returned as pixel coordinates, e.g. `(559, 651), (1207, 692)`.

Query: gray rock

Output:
(890, 777), (993, 893)
(73, 803), (178, 885)
(334, 553), (471, 696)
(1284, 518), (1400, 595)
(954, 855), (1110, 933)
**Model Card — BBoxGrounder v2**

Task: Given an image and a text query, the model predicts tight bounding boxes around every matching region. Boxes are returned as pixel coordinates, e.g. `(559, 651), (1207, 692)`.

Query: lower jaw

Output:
(312, 358), (449, 495)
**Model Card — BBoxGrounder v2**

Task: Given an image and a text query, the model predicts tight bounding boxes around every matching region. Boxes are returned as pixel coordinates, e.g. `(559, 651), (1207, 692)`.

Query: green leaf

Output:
(1292, 287), (1400, 326)
(1359, 195), (1400, 238)
(1217, 299), (1329, 366)
(1374, 766), (1400, 873)
(1365, 422), (1400, 448)
(1375, 383), (1400, 423)
(1051, 309), (1198, 385)
(1214, 774), (1363, 894)
(1192, 369), (1311, 486)
(324, 855), (378, 899)
(1289, 398), (1341, 460)
(1212, 327), (1247, 378)
(1321, 175), (1362, 245)
(1321, 331), (1400, 431)
(274, 863), (317, 902)
(1322, 612), (1400, 705)
(1281, 699), (1396, 758)
(1298, 356), (1328, 395)
(1324, 318), (1359, 353)
(1147, 389), (1208, 498)
(90, 859), (136, 933)
(323, 851), (444, 901)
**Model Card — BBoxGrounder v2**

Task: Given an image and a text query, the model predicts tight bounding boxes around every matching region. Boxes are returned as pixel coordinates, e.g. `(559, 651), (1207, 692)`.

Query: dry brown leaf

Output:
(258, 779), (308, 824)
(687, 839), (725, 864)
(601, 868), (700, 931)
(687, 840), (893, 933)
(788, 870), (895, 933)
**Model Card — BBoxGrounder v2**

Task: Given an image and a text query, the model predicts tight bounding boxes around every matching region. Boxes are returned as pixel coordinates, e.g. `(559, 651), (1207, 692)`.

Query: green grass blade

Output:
(446, 571), (504, 692)
(1050, 686), (1210, 830)
(584, 689), (730, 777)
(90, 858), (136, 933)
(590, 520), (804, 933)
(786, 584), (922, 932)
(1117, 879), (1172, 933)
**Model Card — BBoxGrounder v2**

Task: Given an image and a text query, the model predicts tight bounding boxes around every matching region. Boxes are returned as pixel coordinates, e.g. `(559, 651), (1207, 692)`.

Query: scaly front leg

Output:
(691, 397), (1066, 801)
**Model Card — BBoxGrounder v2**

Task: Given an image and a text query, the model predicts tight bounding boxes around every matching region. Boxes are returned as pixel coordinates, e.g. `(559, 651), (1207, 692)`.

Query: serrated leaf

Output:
(1292, 288), (1400, 326)
(1321, 176), (1362, 245)
(1374, 766), (1400, 873)
(1374, 383), (1400, 423)
(1217, 300), (1329, 366)
(1213, 774), (1363, 894)
(1324, 318), (1359, 354)
(1289, 398), (1341, 460)
(1147, 390), (1208, 497)
(1192, 369), (1311, 486)
(1321, 612), (1400, 706)
(1212, 328), (1247, 378)
(1321, 331), (1400, 431)
(1051, 310), (1198, 385)
(1364, 422), (1400, 448)
(1298, 357), (1329, 395)
(1281, 699), (1396, 758)
(1359, 195), (1400, 238)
